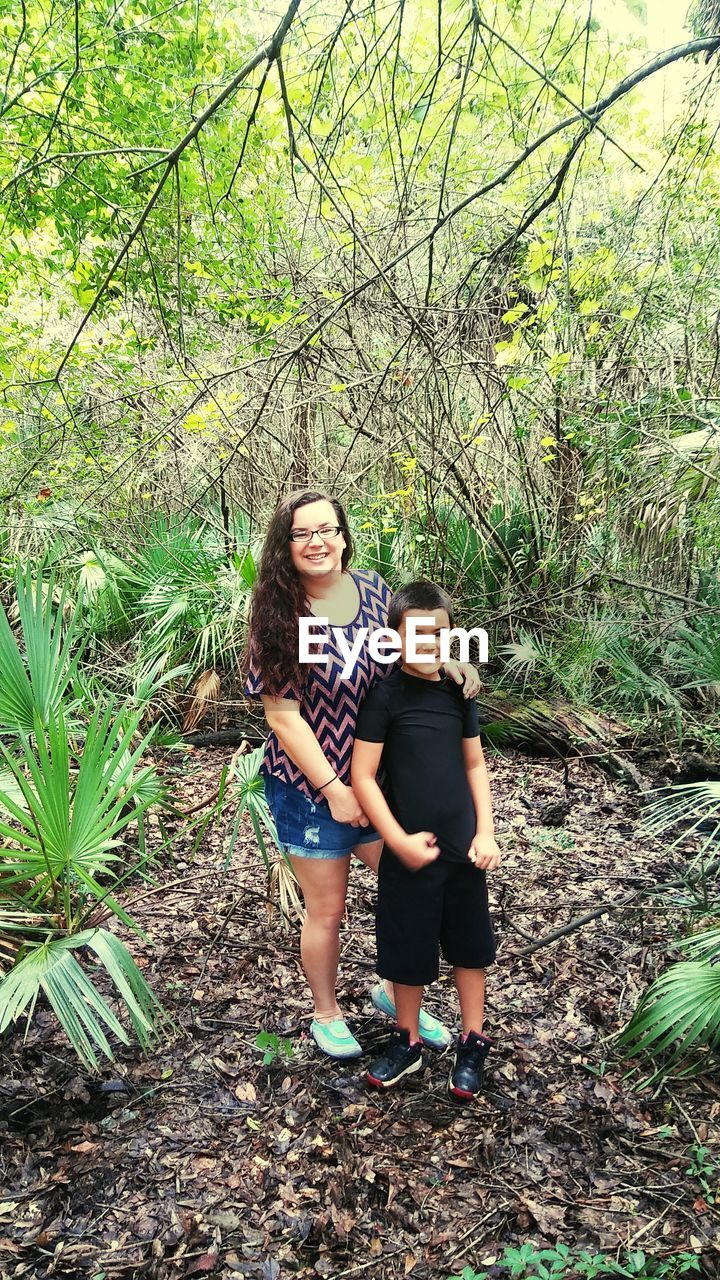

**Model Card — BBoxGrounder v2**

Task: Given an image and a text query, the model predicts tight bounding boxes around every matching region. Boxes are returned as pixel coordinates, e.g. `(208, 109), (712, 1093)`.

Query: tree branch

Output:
(54, 0), (301, 380)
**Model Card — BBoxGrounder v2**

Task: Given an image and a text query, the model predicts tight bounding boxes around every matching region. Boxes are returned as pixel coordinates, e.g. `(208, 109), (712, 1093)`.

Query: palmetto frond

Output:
(224, 745), (280, 874)
(619, 961), (720, 1080)
(619, 781), (720, 1080)
(0, 704), (158, 926)
(222, 745), (302, 929)
(640, 780), (720, 849)
(0, 926), (165, 1070)
(123, 516), (253, 681)
(182, 669), (221, 733)
(0, 700), (167, 1065)
(0, 566), (83, 734)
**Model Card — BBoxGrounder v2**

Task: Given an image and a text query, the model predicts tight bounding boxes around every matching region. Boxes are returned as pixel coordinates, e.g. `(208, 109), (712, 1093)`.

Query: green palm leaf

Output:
(678, 927), (720, 962)
(224, 746), (281, 872)
(0, 567), (84, 734)
(0, 927), (164, 1070)
(618, 779), (720, 1081)
(619, 961), (720, 1077)
(0, 704), (159, 917)
(639, 780), (720, 850)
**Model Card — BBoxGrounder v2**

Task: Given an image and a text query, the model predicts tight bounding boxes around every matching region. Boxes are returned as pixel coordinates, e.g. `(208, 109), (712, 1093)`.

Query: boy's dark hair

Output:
(388, 579), (455, 631)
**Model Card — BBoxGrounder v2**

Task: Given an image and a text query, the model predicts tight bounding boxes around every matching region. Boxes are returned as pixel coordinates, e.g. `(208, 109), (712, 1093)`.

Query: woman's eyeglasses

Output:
(288, 525), (343, 544)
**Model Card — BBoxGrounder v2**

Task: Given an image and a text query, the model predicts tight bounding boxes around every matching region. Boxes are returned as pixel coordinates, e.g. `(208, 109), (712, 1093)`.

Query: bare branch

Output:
(54, 0), (301, 380)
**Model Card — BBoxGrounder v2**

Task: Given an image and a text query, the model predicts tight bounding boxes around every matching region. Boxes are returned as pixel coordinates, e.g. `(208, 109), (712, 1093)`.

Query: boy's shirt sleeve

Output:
(355, 682), (391, 742)
(461, 693), (480, 739)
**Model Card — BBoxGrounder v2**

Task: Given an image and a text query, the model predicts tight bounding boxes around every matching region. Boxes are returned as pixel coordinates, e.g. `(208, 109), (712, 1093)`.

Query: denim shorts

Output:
(263, 772), (379, 860)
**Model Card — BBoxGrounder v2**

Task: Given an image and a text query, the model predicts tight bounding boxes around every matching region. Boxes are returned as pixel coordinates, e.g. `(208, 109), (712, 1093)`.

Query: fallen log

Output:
(183, 725), (263, 748)
(476, 691), (649, 790)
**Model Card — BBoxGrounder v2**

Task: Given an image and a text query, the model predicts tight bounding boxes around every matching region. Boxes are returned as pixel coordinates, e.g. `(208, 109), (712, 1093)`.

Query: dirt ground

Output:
(1, 747), (719, 1279)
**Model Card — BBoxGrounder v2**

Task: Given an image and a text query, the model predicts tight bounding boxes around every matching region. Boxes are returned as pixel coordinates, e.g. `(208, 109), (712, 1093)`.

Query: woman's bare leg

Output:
(352, 837), (393, 1000)
(353, 837), (382, 873)
(288, 854), (350, 1018)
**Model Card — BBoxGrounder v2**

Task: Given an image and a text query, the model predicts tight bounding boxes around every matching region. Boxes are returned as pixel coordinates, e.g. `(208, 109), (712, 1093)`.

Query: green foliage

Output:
(223, 745), (280, 874)
(618, 934), (720, 1081)
(497, 612), (681, 722)
(0, 568), (84, 734)
(669, 617), (720, 700)
(686, 1143), (719, 1206)
(77, 514), (256, 685)
(0, 927), (164, 1071)
(447, 1244), (701, 1280)
(255, 1030), (294, 1067)
(0, 1), (718, 693)
(0, 570), (168, 1067)
(220, 746), (303, 929)
(618, 781), (720, 1082)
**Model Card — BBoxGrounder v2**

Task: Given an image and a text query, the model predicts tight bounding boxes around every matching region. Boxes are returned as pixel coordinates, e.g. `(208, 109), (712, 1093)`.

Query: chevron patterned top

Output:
(244, 568), (394, 804)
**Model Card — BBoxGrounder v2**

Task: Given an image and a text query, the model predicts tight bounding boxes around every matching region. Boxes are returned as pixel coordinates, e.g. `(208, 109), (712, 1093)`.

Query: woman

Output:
(244, 489), (481, 1059)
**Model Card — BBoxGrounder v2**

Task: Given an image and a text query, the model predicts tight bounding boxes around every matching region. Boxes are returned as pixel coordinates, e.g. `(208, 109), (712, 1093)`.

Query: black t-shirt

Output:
(355, 667), (480, 863)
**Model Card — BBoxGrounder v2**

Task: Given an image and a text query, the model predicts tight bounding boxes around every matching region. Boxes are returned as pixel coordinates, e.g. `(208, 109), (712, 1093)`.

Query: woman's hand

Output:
(444, 660), (482, 699)
(325, 779), (369, 827)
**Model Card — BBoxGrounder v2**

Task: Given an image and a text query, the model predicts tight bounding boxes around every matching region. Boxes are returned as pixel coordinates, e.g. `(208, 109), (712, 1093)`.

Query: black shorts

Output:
(376, 848), (496, 987)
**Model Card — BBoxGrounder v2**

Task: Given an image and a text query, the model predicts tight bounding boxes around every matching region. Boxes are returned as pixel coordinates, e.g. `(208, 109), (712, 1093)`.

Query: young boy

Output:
(351, 580), (501, 1101)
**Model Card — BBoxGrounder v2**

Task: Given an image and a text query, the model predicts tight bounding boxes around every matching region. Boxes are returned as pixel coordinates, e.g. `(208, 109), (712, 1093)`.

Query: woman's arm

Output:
(261, 695), (367, 826)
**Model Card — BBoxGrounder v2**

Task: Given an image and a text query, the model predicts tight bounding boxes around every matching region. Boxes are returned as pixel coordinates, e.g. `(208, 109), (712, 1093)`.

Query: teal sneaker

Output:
(370, 983), (452, 1051)
(310, 1016), (363, 1059)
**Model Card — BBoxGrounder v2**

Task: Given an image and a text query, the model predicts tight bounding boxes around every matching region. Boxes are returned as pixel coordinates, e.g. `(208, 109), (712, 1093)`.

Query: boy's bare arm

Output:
(351, 739), (440, 870)
(463, 737), (502, 870)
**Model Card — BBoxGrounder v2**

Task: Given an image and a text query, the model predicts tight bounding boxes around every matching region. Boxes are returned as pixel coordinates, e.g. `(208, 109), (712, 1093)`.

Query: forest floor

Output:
(1, 746), (719, 1280)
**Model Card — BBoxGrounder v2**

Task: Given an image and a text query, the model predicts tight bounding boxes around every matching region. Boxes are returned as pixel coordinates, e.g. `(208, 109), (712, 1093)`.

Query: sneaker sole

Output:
(312, 1042), (363, 1060)
(367, 1057), (423, 1089)
(421, 1027), (453, 1051)
(447, 1070), (480, 1103)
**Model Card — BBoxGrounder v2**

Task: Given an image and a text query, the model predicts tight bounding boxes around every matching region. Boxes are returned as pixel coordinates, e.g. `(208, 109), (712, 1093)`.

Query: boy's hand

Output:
(395, 831), (441, 870)
(468, 833), (502, 870)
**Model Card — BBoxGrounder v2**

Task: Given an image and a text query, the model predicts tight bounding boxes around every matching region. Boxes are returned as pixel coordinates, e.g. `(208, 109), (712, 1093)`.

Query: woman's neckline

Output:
(306, 568), (363, 628)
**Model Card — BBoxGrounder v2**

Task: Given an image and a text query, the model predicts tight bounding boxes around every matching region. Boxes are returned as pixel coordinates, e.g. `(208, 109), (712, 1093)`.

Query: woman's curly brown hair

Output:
(247, 490), (354, 695)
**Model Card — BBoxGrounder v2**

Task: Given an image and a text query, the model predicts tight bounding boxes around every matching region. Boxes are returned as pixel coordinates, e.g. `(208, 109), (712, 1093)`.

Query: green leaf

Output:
(501, 303), (529, 324)
(0, 928), (163, 1070)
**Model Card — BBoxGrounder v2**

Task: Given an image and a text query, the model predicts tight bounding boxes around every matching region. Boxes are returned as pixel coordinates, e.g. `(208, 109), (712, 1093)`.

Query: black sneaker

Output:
(448, 1030), (492, 1102)
(367, 1028), (423, 1089)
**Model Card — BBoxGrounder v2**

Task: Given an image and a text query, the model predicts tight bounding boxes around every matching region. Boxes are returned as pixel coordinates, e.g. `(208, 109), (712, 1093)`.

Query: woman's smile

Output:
(289, 498), (347, 580)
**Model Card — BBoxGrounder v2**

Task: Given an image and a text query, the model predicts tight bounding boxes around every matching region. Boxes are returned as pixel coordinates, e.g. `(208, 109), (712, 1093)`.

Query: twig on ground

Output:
(511, 855), (720, 956)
